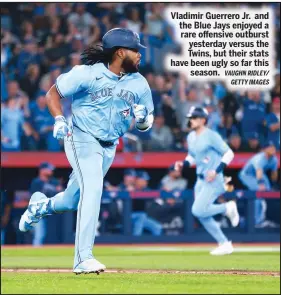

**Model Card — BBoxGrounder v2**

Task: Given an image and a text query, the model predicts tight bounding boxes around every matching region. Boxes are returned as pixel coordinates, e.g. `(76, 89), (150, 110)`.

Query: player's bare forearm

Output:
(46, 85), (64, 118)
(47, 85), (71, 139)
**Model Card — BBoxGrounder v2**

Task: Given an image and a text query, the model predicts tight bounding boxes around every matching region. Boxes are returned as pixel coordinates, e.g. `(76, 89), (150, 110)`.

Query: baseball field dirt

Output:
(1, 244), (280, 294)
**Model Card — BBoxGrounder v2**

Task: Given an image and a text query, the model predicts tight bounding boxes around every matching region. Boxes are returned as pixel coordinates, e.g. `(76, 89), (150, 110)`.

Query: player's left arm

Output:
(207, 132), (235, 182)
(133, 80), (154, 132)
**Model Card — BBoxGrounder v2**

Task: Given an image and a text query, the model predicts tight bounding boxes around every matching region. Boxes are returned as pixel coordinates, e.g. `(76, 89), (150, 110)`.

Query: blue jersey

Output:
(241, 98), (265, 137)
(241, 152), (278, 177)
(187, 128), (230, 179)
(30, 103), (54, 134)
(56, 63), (154, 143)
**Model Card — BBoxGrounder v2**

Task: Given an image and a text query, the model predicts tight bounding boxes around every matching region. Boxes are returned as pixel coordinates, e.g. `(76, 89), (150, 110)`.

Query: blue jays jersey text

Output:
(56, 63), (154, 142)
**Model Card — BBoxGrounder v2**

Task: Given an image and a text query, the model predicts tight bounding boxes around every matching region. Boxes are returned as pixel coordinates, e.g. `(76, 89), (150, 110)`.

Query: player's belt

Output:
(72, 123), (114, 147)
(95, 137), (114, 147)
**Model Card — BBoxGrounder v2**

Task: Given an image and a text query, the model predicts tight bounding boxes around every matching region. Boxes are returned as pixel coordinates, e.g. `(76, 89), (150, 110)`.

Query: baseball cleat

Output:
(210, 241), (234, 256)
(225, 200), (240, 227)
(73, 259), (106, 275)
(19, 192), (51, 232)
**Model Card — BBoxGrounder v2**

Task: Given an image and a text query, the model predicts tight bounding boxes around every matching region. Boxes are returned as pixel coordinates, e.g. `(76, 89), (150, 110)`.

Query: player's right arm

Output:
(46, 85), (64, 118)
(46, 65), (92, 139)
(252, 155), (267, 191)
(255, 169), (266, 191)
(175, 154), (195, 173)
(133, 79), (154, 132)
(206, 131), (234, 182)
(46, 84), (72, 139)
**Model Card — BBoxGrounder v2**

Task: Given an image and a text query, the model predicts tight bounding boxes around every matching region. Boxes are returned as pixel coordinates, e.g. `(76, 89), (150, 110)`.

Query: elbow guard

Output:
(221, 148), (235, 165)
(136, 114), (154, 132)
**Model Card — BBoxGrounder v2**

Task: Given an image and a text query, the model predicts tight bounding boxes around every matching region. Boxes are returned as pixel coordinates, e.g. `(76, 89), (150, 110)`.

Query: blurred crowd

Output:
(1, 3), (280, 152)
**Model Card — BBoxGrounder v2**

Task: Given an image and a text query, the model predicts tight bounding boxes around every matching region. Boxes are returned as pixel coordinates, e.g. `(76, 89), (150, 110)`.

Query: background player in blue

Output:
(174, 107), (239, 256)
(239, 141), (279, 226)
(19, 28), (154, 274)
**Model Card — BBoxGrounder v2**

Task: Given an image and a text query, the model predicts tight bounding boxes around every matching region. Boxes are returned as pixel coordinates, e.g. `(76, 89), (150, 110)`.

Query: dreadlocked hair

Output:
(81, 44), (117, 66)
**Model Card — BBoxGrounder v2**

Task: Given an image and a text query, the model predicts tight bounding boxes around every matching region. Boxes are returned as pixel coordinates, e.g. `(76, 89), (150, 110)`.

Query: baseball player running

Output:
(174, 107), (239, 255)
(19, 28), (154, 274)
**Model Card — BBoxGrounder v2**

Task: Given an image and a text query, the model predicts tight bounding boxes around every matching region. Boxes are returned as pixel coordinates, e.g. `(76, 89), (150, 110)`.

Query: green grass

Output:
(1, 246), (280, 271)
(1, 273), (280, 294)
(1, 246), (280, 294)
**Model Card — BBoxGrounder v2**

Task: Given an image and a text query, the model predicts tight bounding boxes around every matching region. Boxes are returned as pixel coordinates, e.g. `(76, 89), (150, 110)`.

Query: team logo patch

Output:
(120, 108), (130, 119)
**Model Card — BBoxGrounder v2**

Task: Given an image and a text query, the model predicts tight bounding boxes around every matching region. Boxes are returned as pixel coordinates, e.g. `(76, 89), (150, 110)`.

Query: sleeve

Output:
(210, 131), (230, 155)
(186, 134), (196, 158)
(138, 79), (154, 114)
(185, 154), (195, 165)
(55, 65), (92, 98)
(252, 155), (265, 170)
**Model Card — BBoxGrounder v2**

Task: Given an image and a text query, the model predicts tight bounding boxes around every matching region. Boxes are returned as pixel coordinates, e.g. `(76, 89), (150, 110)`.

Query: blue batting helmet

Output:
(186, 106), (209, 119)
(186, 106), (209, 127)
(102, 28), (146, 50)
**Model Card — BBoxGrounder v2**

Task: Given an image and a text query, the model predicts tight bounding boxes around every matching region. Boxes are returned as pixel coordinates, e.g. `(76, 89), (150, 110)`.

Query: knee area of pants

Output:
(192, 205), (207, 218)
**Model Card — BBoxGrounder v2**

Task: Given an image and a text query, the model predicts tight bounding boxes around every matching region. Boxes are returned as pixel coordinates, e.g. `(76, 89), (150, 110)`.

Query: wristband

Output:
(183, 160), (190, 169)
(55, 115), (66, 122)
(215, 162), (227, 174)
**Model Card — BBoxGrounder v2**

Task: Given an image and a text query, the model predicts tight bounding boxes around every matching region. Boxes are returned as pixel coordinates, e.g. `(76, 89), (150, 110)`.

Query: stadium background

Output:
(1, 3), (280, 245)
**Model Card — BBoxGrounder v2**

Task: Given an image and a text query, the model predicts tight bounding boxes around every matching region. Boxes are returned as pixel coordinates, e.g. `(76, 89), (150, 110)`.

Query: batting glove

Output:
(133, 104), (148, 123)
(53, 116), (71, 139)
